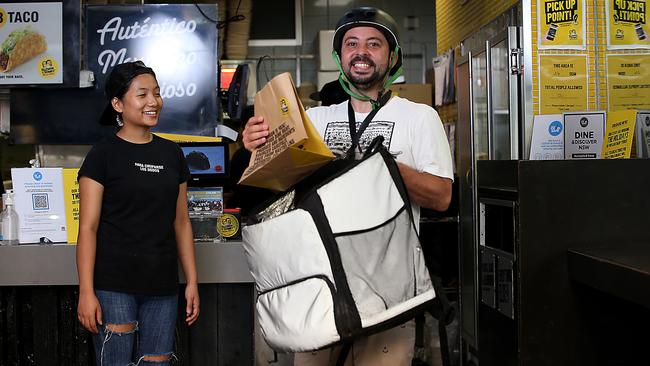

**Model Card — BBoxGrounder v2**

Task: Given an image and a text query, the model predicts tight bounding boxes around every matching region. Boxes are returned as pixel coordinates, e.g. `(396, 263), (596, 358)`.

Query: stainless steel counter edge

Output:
(0, 242), (253, 286)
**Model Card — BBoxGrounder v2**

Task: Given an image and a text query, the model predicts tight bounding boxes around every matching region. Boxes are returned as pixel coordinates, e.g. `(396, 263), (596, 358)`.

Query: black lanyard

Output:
(346, 90), (392, 158)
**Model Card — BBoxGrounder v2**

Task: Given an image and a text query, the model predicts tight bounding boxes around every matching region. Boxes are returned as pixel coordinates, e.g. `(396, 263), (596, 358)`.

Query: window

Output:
(248, 0), (302, 46)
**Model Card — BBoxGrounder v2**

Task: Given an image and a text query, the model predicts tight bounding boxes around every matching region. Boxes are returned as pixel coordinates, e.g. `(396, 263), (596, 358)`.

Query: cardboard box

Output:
(389, 83), (433, 106)
(318, 70), (339, 91)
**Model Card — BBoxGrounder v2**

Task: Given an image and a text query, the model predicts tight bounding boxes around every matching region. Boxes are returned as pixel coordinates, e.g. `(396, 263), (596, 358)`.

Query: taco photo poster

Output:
(0, 3), (62, 84)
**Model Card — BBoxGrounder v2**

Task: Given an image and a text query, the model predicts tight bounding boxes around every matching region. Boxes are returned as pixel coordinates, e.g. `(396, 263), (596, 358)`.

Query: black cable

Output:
(256, 55), (273, 90)
(194, 0), (247, 30)
(194, 4), (218, 23)
(220, 0), (246, 29)
(218, 14), (246, 30)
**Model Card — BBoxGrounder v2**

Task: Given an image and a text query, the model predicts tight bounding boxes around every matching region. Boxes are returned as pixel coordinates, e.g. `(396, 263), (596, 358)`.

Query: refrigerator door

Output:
(488, 27), (522, 160)
(459, 26), (524, 356)
(457, 54), (479, 349)
(471, 49), (489, 162)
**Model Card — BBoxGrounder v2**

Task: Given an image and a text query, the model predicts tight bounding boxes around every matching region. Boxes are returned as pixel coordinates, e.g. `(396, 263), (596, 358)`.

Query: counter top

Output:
(567, 242), (650, 309)
(0, 242), (253, 286)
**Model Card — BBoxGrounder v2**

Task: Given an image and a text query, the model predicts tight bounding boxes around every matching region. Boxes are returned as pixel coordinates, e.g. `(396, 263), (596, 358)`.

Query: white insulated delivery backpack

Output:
(242, 135), (447, 353)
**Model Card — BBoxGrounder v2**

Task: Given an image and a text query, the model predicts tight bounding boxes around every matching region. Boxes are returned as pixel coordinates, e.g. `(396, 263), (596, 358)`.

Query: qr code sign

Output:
(32, 193), (50, 210)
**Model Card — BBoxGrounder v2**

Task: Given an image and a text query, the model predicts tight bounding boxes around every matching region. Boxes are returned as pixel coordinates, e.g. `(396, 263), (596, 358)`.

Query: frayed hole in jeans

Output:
(100, 321), (138, 366)
(132, 352), (178, 365)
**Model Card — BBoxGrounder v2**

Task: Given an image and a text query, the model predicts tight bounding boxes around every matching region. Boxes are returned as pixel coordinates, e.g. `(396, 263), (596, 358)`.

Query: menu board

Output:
(0, 2), (63, 84)
(85, 4), (219, 136)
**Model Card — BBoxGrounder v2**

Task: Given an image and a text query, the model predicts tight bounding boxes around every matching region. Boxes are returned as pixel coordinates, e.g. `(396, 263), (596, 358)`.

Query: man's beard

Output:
(345, 56), (387, 91)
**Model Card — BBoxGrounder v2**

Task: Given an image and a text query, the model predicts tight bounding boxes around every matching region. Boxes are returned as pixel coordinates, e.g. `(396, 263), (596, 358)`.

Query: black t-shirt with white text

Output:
(79, 134), (190, 295)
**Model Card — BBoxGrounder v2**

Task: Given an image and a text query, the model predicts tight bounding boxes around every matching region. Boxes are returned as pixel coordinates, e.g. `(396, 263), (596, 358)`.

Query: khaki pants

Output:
(293, 320), (415, 366)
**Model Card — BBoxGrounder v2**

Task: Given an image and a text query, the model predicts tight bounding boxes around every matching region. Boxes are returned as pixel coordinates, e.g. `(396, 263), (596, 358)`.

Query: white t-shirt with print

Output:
(306, 95), (454, 223)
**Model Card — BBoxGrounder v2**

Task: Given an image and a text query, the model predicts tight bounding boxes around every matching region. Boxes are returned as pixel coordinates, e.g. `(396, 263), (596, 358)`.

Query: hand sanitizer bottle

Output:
(0, 190), (19, 245)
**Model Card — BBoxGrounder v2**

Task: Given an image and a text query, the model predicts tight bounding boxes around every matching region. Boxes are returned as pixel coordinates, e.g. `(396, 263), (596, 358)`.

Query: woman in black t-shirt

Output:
(76, 61), (199, 365)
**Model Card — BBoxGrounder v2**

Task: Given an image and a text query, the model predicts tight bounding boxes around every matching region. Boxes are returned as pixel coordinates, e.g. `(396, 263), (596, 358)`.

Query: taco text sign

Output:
(0, 2), (63, 84)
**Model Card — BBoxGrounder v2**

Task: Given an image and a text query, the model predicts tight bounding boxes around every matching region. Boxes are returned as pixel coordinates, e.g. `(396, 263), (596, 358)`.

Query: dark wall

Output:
(0, 284), (254, 365)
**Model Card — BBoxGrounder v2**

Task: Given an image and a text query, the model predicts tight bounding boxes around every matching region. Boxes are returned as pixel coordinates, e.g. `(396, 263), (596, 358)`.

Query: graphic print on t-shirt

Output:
(134, 162), (165, 173)
(323, 120), (399, 158)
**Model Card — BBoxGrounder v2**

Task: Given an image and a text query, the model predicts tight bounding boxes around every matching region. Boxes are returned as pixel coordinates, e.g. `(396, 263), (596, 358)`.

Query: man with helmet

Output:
(243, 6), (453, 366)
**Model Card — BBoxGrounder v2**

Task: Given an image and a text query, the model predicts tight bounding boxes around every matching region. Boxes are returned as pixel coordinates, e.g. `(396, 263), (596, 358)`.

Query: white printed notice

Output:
(530, 114), (564, 160)
(563, 111), (606, 159)
(0, 2), (63, 84)
(10, 168), (67, 243)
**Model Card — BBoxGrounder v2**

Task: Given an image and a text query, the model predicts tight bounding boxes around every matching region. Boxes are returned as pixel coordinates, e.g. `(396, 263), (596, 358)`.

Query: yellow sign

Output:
(539, 54), (588, 114)
(38, 56), (58, 79)
(607, 54), (650, 111)
(607, 0), (650, 49)
(602, 109), (637, 158)
(154, 133), (222, 143)
(538, 0), (586, 49)
(0, 7), (8, 29)
(62, 168), (80, 244)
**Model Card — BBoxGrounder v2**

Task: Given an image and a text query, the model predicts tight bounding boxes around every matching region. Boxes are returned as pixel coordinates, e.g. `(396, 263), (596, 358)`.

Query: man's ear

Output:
(111, 97), (123, 114)
(390, 46), (400, 68)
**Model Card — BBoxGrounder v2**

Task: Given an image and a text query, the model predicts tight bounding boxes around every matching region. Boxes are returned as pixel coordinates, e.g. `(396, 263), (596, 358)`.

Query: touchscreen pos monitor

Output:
(179, 141), (230, 187)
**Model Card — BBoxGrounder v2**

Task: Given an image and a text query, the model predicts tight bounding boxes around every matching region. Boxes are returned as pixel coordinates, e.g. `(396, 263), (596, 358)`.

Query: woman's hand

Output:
(184, 283), (200, 326)
(242, 116), (269, 151)
(77, 291), (103, 333)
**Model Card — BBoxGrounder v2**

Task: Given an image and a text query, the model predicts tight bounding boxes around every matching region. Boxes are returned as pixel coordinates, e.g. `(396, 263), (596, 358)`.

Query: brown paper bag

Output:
(238, 72), (335, 191)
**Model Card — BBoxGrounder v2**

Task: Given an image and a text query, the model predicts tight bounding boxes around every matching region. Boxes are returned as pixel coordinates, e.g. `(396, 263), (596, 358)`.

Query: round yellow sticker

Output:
(0, 8), (7, 30)
(217, 213), (239, 238)
(38, 56), (58, 79)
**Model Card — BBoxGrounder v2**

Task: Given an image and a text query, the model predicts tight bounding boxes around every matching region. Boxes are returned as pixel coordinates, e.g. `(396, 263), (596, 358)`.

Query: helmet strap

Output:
(331, 46), (402, 110)
(382, 45), (403, 89)
(332, 49), (374, 104)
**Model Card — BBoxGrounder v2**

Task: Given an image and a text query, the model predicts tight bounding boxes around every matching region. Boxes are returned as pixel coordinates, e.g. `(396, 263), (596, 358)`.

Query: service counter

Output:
(0, 242), (253, 286)
(473, 159), (650, 366)
(568, 242), (650, 309)
(0, 242), (255, 365)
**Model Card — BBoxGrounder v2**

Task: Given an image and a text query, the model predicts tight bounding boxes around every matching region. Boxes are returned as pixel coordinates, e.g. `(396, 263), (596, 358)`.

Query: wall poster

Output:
(0, 2), (63, 84)
(606, 0), (650, 49)
(538, 0), (586, 49)
(607, 54), (650, 111)
(601, 109), (636, 159)
(538, 54), (589, 114)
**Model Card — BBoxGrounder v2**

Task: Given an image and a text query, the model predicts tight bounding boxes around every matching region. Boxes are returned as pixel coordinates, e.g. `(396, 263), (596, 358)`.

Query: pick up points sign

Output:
(564, 111), (606, 159)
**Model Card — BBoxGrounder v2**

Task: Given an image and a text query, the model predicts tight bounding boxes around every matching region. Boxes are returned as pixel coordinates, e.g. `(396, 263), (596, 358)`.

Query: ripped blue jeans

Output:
(93, 290), (178, 366)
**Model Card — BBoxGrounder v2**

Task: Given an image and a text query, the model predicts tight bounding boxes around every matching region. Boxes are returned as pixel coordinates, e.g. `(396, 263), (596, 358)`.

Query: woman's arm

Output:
(76, 177), (104, 333)
(174, 182), (200, 325)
